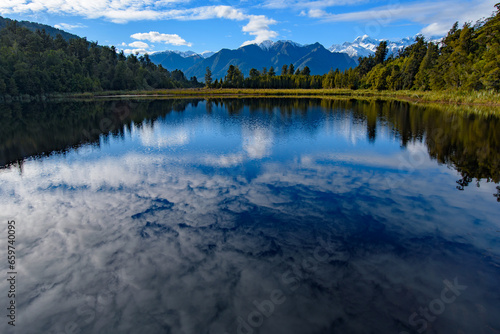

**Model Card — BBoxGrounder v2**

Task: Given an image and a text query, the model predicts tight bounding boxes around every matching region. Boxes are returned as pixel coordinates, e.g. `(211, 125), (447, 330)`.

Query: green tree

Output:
(204, 67), (212, 87)
(268, 66), (276, 77)
(281, 64), (288, 76)
(249, 68), (260, 79)
(374, 41), (388, 65)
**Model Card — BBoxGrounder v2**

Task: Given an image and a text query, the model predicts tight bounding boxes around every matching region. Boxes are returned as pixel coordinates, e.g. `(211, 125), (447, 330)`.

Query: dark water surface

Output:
(0, 99), (499, 334)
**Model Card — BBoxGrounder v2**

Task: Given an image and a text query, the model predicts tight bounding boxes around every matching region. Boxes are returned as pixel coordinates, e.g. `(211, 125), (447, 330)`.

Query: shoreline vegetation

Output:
(89, 88), (500, 106)
(2, 88), (500, 116)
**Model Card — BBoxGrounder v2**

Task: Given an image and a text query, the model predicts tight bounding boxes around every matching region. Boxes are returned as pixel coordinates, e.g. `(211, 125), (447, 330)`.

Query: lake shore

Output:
(3, 88), (500, 115)
(87, 88), (500, 106)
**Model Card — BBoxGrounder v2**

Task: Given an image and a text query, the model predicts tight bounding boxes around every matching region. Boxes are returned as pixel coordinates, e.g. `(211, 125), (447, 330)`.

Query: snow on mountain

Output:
(257, 40), (303, 50)
(200, 51), (215, 58)
(158, 50), (215, 58)
(329, 35), (416, 59)
(258, 40), (275, 50)
(170, 50), (199, 58)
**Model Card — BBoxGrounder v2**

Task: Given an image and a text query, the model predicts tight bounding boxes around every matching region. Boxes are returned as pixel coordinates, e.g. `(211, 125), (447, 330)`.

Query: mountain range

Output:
(149, 35), (437, 80)
(150, 40), (357, 80)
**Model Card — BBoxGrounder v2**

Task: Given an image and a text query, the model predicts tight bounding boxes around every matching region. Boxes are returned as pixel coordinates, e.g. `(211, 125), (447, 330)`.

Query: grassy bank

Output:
(86, 88), (500, 106)
(4, 88), (500, 115)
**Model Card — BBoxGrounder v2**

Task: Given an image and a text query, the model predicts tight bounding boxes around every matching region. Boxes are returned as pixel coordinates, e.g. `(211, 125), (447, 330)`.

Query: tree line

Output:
(206, 4), (500, 92)
(0, 21), (202, 96)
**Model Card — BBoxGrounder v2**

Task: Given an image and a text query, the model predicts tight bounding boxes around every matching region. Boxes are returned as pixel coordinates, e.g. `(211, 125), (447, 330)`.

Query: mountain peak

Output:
(257, 40), (303, 50)
(258, 40), (274, 50)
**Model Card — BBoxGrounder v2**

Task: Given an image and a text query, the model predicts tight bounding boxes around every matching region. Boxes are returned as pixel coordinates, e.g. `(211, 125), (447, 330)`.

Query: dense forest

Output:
(0, 22), (202, 96)
(207, 4), (500, 91)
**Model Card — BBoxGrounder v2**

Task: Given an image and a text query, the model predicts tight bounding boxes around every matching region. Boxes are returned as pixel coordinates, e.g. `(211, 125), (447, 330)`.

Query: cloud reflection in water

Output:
(0, 99), (499, 334)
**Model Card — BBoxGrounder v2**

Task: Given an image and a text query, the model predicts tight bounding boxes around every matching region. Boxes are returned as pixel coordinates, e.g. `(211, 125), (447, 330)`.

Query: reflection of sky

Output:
(0, 101), (499, 334)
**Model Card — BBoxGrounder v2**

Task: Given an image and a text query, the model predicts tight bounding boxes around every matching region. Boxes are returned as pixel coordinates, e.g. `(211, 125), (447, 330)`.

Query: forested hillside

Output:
(0, 15), (79, 41)
(0, 21), (201, 96)
(356, 4), (500, 92)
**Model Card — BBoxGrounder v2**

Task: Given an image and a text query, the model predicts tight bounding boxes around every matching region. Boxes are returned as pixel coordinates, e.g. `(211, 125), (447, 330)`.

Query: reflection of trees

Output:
(218, 98), (500, 197)
(323, 99), (500, 196)
(0, 99), (202, 167)
(2, 97), (499, 198)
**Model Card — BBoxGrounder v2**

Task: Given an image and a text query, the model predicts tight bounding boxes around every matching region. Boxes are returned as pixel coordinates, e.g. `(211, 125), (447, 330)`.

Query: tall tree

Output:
(281, 64), (288, 76)
(374, 41), (388, 65)
(204, 67), (212, 88)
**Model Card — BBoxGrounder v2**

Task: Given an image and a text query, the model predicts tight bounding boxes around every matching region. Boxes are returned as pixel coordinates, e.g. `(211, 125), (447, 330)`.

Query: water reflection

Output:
(0, 99), (499, 334)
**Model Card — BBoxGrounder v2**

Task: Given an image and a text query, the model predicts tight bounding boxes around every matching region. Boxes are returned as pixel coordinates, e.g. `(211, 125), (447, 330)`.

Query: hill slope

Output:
(0, 16), (79, 41)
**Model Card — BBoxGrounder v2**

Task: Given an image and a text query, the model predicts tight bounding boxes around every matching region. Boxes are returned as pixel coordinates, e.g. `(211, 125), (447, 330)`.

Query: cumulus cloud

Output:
(123, 48), (149, 54)
(131, 31), (192, 46)
(128, 41), (149, 48)
(241, 15), (278, 46)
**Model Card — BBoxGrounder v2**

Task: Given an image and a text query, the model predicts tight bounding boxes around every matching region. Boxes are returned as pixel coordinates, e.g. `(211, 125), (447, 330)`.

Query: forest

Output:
(208, 4), (500, 92)
(0, 22), (202, 96)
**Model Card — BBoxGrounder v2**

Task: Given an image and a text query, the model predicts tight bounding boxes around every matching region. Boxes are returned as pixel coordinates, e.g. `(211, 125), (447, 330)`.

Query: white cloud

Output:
(264, 0), (367, 9)
(303, 0), (496, 37)
(241, 15), (278, 46)
(420, 22), (454, 36)
(123, 48), (148, 54)
(54, 23), (87, 30)
(131, 31), (192, 46)
(128, 41), (150, 48)
(0, 2), (278, 46)
(307, 8), (328, 18)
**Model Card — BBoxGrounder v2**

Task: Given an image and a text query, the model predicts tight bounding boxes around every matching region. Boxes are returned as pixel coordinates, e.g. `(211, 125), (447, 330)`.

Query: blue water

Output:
(0, 99), (499, 334)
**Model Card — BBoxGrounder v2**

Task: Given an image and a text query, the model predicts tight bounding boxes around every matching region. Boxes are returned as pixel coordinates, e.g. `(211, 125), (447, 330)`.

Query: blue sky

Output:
(0, 0), (497, 54)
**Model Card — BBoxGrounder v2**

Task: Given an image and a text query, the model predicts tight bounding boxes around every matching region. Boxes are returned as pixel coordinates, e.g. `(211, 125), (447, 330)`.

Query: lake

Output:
(0, 98), (499, 334)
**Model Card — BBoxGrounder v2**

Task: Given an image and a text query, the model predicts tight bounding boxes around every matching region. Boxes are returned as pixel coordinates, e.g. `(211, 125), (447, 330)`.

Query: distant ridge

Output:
(151, 40), (357, 79)
(0, 15), (80, 41)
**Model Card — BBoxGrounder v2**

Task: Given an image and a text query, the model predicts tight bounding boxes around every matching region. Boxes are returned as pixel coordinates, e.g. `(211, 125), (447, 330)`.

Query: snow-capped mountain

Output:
(329, 35), (442, 59)
(329, 35), (417, 59)
(158, 50), (214, 59)
(257, 40), (303, 50)
(150, 35), (443, 79)
(172, 50), (198, 58)
(200, 51), (215, 58)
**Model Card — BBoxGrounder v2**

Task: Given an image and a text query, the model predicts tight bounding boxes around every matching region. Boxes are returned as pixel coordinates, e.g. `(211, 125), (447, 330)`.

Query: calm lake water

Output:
(0, 98), (499, 334)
